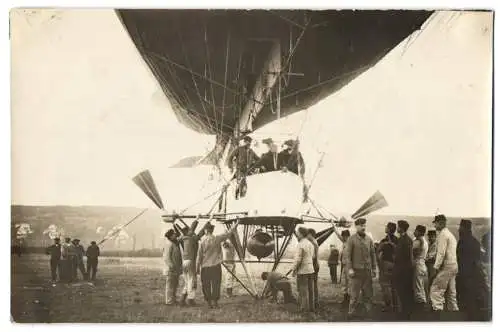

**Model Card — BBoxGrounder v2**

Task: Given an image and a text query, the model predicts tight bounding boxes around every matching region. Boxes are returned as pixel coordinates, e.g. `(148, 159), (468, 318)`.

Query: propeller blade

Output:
(132, 170), (164, 210)
(351, 190), (388, 220)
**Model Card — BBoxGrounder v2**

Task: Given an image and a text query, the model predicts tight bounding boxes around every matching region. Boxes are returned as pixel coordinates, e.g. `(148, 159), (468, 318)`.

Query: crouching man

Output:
(262, 271), (296, 304)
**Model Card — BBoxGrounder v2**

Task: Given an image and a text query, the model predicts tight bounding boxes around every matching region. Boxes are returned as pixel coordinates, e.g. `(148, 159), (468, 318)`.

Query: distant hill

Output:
(11, 205), (491, 260)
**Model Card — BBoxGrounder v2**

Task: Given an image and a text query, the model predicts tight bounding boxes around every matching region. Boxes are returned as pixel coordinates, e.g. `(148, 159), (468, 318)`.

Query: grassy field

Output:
(10, 254), (489, 323)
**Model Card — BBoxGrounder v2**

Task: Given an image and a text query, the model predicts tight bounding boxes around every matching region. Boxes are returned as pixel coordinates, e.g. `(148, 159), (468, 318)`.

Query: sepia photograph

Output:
(9, 6), (493, 324)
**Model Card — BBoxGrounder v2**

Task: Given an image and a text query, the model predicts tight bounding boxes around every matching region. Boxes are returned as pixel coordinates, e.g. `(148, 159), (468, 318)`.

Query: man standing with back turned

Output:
(429, 214), (459, 314)
(394, 219), (414, 320)
(196, 221), (238, 309)
(344, 218), (377, 319)
(86, 241), (100, 281)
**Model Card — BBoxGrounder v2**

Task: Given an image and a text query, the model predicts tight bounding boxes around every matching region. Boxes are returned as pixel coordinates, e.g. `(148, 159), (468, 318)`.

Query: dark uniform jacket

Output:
(256, 151), (280, 173)
(457, 233), (481, 278)
(328, 249), (340, 265)
(394, 233), (414, 279)
(86, 244), (100, 259)
(379, 234), (398, 263)
(46, 244), (62, 261)
(278, 150), (305, 176)
(227, 146), (259, 174)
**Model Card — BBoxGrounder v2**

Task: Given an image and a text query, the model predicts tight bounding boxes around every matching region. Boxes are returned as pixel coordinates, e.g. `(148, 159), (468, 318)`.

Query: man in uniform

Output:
(86, 241), (100, 281)
(426, 230), (438, 285)
(328, 244), (340, 284)
(256, 138), (280, 173)
(196, 222), (239, 308)
(222, 239), (236, 297)
(429, 214), (459, 313)
(413, 225), (429, 311)
(340, 229), (351, 306)
(227, 136), (260, 198)
(344, 218), (377, 319)
(46, 238), (62, 283)
(72, 239), (87, 280)
(456, 219), (486, 320)
(307, 228), (320, 309)
(393, 220), (414, 320)
(378, 222), (399, 312)
(278, 139), (305, 177)
(179, 220), (206, 306)
(163, 229), (182, 305)
(262, 271), (296, 304)
(292, 227), (316, 312)
(61, 237), (73, 283)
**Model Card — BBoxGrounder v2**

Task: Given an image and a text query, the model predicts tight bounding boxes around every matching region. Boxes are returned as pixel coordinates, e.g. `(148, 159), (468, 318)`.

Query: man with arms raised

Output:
(196, 221), (238, 309)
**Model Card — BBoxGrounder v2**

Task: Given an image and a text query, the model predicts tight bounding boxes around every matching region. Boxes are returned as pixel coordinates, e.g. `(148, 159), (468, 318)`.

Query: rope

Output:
(98, 209), (148, 246)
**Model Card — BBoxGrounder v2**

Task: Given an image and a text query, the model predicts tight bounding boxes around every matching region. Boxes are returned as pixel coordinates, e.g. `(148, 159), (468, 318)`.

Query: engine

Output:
(247, 230), (274, 260)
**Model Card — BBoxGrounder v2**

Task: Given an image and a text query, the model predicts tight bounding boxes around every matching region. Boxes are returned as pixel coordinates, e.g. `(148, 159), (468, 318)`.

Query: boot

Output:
(227, 288), (233, 297)
(180, 294), (187, 306)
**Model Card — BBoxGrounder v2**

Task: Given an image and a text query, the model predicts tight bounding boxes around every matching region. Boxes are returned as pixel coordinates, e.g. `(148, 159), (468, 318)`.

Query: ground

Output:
(11, 254), (488, 323)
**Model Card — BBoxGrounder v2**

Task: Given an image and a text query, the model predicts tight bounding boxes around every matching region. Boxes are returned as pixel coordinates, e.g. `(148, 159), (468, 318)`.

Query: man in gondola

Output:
(227, 135), (260, 198)
(256, 138), (280, 173)
(278, 139), (305, 177)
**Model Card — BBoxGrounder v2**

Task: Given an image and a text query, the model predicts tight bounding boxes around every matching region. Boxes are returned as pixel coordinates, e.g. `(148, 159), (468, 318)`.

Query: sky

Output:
(11, 10), (493, 217)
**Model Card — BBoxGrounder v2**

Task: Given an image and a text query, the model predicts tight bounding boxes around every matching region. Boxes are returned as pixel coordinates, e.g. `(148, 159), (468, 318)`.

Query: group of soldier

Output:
(320, 215), (491, 320)
(162, 220), (238, 308)
(46, 237), (100, 283)
(227, 136), (306, 198)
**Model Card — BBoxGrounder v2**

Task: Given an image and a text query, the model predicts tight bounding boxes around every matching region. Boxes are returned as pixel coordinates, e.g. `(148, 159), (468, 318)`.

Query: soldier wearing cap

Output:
(45, 238), (62, 283)
(344, 218), (377, 319)
(72, 239), (87, 280)
(429, 214), (459, 312)
(227, 135), (260, 198)
(196, 221), (239, 309)
(292, 227), (316, 312)
(378, 222), (399, 312)
(163, 229), (182, 305)
(426, 229), (438, 282)
(255, 138), (280, 173)
(456, 219), (487, 320)
(393, 219), (414, 320)
(413, 225), (429, 309)
(61, 237), (73, 282)
(86, 241), (100, 281)
(278, 139), (305, 177)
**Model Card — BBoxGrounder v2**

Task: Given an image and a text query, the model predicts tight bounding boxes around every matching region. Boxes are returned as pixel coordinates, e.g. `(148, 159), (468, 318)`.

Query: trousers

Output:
(165, 272), (180, 304)
(224, 263), (236, 289)
(340, 264), (350, 295)
(430, 264), (459, 311)
(328, 264), (338, 283)
(349, 268), (373, 315)
(414, 261), (428, 304)
(296, 273), (315, 312)
(395, 270), (414, 319)
(87, 258), (98, 280)
(200, 264), (222, 303)
(379, 261), (397, 311)
(73, 258), (86, 280)
(182, 260), (196, 300)
(50, 259), (61, 282)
